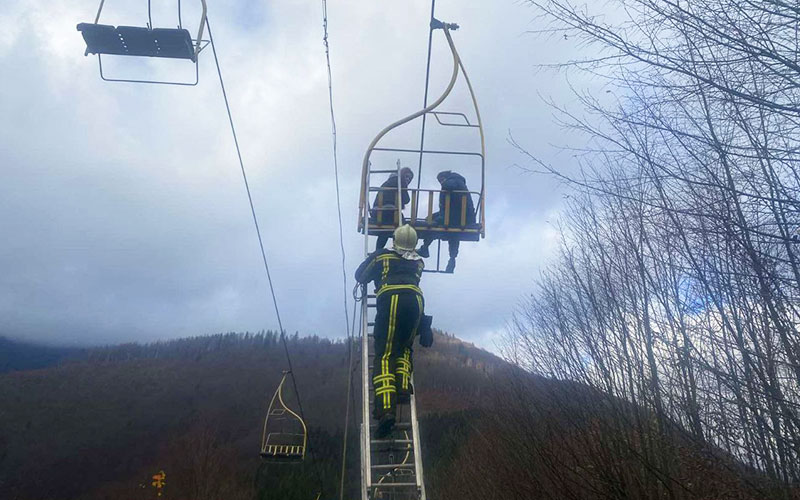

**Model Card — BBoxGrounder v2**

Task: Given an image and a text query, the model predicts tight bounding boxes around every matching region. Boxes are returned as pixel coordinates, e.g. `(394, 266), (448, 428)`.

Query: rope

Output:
(321, 0), (351, 357)
(339, 292), (361, 500)
(319, 2), (359, 498)
(206, 17), (325, 496)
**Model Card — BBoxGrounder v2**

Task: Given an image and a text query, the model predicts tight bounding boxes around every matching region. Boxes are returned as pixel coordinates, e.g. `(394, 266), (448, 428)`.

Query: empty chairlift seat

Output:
(77, 23), (197, 62)
(260, 372), (307, 463)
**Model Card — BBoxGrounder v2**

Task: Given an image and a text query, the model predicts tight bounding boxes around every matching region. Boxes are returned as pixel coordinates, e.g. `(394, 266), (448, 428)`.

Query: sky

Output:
(0, 0), (597, 350)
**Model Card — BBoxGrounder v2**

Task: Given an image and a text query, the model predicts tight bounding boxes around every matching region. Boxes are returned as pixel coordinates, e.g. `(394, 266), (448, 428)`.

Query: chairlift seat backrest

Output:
(77, 23), (196, 62)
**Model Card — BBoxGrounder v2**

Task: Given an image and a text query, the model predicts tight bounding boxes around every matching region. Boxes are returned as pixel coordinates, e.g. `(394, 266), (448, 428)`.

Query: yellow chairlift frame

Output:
(260, 371), (308, 463)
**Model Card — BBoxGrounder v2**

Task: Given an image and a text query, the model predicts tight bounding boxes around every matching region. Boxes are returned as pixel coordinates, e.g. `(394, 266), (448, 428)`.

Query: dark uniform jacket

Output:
(355, 249), (424, 298)
(371, 174), (410, 225)
(437, 172), (475, 227)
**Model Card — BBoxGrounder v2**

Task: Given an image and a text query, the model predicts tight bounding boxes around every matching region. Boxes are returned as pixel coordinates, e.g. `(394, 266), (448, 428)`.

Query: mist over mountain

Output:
(0, 337), (84, 374)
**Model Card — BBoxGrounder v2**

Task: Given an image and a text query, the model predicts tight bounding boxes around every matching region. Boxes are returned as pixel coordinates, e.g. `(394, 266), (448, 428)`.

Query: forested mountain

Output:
(0, 337), (83, 374)
(0, 332), (792, 500)
(0, 332), (499, 500)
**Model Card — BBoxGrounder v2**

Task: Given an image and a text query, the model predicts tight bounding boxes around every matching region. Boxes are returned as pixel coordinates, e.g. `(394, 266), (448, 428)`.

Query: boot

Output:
(417, 244), (430, 258)
(445, 257), (456, 273)
(375, 413), (396, 438)
(397, 382), (414, 404)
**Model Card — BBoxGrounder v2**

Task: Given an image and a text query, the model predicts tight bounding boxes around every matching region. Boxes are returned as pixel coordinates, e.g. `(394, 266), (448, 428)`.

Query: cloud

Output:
(0, 0), (596, 350)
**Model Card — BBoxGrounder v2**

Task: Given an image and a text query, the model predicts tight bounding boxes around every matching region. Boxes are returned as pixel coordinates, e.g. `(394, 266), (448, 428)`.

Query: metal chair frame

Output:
(81, 0), (209, 86)
(358, 20), (486, 274)
(260, 371), (308, 464)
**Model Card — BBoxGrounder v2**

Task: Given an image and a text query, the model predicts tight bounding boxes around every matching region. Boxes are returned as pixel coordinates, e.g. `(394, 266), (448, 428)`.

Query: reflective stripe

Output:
(377, 284), (422, 297)
(399, 349), (411, 390)
(380, 295), (398, 410)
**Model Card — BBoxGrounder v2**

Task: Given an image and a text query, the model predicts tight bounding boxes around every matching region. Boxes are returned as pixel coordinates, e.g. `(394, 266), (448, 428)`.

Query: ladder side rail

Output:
(360, 298), (371, 497)
(409, 376), (427, 500)
(359, 132), (371, 498)
(360, 152), (372, 498)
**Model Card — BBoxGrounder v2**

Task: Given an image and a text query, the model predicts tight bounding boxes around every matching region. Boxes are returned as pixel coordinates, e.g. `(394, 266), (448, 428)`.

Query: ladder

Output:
(360, 291), (427, 500)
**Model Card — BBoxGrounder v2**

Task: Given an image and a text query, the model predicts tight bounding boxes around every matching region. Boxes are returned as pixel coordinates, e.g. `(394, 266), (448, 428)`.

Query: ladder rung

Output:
(369, 483), (418, 488)
(372, 463), (415, 470)
(370, 422), (411, 430)
(371, 439), (412, 445)
(369, 169), (399, 174)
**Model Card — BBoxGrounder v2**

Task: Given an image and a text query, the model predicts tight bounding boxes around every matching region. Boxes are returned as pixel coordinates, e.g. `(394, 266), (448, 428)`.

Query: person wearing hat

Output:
(355, 224), (427, 437)
(417, 170), (475, 273)
(371, 167), (415, 251)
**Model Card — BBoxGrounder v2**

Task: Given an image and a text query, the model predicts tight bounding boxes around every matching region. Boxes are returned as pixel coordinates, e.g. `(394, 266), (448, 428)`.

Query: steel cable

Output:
(206, 16), (325, 496)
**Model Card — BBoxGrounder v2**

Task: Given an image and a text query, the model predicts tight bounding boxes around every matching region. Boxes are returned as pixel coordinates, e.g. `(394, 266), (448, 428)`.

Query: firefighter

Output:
(371, 167), (414, 251)
(355, 224), (425, 438)
(417, 170), (475, 273)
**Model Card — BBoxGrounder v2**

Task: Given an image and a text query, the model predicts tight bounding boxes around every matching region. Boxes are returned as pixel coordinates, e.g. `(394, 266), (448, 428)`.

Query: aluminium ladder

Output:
(357, 17), (482, 500)
(360, 159), (426, 500)
(360, 290), (427, 500)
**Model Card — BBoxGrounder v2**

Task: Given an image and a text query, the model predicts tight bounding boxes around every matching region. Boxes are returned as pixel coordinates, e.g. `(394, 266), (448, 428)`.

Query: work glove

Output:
(419, 315), (433, 348)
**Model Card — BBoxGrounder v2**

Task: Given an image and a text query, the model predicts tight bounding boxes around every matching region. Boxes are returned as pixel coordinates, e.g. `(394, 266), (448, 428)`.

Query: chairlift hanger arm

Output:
(358, 25), (461, 223)
(455, 46), (486, 236)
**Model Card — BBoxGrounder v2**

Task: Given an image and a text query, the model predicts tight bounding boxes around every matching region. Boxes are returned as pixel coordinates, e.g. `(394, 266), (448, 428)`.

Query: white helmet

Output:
(392, 224), (418, 253)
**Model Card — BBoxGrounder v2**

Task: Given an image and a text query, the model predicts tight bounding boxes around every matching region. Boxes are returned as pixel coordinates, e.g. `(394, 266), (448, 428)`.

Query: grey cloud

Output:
(1, 0), (596, 350)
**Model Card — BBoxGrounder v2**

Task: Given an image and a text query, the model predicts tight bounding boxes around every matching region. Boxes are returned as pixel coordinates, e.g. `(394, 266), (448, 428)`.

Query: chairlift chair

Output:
(260, 371), (308, 463)
(358, 19), (486, 274)
(77, 0), (209, 85)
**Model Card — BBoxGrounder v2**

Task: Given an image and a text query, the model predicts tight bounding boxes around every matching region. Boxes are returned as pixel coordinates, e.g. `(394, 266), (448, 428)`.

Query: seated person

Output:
(417, 170), (475, 273)
(371, 167), (414, 250)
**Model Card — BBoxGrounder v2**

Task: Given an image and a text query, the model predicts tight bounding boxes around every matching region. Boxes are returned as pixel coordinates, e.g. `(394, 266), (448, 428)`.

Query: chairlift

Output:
(77, 0), (210, 85)
(260, 371), (308, 463)
(358, 19), (486, 273)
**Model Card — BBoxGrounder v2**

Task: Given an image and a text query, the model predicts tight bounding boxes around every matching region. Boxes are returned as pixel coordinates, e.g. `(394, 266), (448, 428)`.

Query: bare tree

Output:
(503, 0), (800, 496)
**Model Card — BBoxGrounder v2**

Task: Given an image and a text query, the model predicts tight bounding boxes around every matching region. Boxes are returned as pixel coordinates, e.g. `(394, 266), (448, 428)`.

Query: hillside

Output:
(0, 333), (790, 500)
(0, 332), (503, 500)
(0, 337), (83, 374)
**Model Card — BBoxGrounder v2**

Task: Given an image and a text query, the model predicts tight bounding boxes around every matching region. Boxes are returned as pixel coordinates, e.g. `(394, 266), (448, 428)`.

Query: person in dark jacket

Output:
(355, 224), (426, 438)
(371, 167), (414, 251)
(417, 170), (475, 273)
